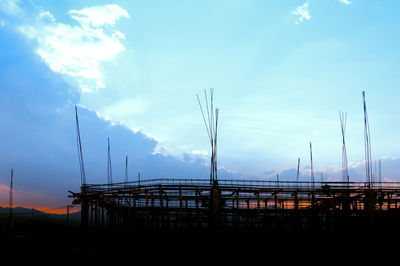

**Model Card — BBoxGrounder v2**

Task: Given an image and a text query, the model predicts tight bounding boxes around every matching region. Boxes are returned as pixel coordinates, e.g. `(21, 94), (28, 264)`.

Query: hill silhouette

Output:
(0, 206), (80, 223)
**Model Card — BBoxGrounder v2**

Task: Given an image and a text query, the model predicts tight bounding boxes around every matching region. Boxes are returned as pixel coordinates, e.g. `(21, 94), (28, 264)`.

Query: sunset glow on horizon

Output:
(0, 203), (79, 215)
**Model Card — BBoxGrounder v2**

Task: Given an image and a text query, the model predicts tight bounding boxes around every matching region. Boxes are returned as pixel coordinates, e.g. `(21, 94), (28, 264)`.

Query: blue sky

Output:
(1, 0), (400, 208)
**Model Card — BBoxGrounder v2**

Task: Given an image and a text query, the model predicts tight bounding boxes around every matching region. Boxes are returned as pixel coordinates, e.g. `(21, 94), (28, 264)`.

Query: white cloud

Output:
(69, 4), (130, 28)
(191, 150), (209, 156)
(18, 5), (129, 93)
(38, 11), (55, 22)
(292, 2), (311, 24)
(339, 0), (351, 5)
(81, 87), (93, 93)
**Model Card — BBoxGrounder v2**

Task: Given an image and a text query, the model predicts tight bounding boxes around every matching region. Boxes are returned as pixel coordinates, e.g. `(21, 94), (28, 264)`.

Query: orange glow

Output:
(0, 203), (80, 215)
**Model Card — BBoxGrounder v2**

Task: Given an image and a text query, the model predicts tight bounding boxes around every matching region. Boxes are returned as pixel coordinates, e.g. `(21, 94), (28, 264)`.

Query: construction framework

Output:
(71, 91), (400, 233)
(70, 179), (400, 232)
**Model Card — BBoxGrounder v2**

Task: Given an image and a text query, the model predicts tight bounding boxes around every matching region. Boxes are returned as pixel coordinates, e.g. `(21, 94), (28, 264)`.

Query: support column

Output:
(210, 185), (221, 229)
(364, 189), (377, 231)
(81, 186), (89, 231)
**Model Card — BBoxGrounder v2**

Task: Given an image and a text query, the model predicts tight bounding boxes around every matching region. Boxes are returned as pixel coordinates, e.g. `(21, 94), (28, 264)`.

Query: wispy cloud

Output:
(292, 2), (311, 24)
(16, 4), (129, 93)
(0, 0), (23, 16)
(291, 0), (350, 25)
(339, 0), (351, 6)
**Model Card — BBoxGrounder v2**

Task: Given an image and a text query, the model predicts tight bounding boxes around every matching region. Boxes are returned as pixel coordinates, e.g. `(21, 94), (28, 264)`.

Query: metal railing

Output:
(82, 178), (400, 191)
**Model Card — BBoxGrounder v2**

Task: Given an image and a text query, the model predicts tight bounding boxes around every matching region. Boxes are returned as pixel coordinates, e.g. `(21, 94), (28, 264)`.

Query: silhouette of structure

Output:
(71, 92), (400, 233)
(70, 179), (400, 232)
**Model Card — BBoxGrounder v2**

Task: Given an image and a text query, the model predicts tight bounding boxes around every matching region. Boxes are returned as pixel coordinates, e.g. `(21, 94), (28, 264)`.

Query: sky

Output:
(1, 0), (400, 210)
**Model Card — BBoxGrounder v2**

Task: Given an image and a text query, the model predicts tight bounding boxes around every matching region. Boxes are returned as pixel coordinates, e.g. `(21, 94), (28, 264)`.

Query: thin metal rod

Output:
(9, 169), (13, 231)
(204, 90), (213, 143)
(196, 89), (220, 185)
(362, 91), (372, 187)
(214, 108), (219, 182)
(379, 159), (382, 183)
(296, 158), (300, 184)
(310, 142), (314, 187)
(75, 106), (86, 185)
(196, 94), (212, 143)
(339, 111), (349, 183)
(125, 155), (129, 184)
(107, 137), (113, 185)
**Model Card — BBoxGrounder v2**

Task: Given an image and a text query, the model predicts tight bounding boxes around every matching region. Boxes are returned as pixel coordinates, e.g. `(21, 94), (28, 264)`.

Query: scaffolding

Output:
(70, 91), (400, 233)
(70, 179), (400, 232)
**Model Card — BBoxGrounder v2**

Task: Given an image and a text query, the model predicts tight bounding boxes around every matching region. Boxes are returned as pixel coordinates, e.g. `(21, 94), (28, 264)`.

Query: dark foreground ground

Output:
(1, 218), (400, 264)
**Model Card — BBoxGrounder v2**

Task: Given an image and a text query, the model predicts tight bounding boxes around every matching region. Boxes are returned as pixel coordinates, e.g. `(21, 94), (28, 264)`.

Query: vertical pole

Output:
(246, 198), (250, 226)
(236, 191), (239, 226)
(107, 137), (113, 185)
(81, 186), (89, 231)
(196, 187), (200, 228)
(159, 186), (164, 228)
(256, 193), (260, 222)
(374, 160), (377, 186)
(197, 89), (219, 186)
(145, 191), (149, 227)
(128, 192), (131, 228)
(211, 185), (221, 228)
(75, 105), (89, 239)
(179, 186), (183, 227)
(362, 91), (372, 187)
(276, 174), (280, 188)
(264, 198), (268, 228)
(166, 193), (170, 229)
(339, 111), (349, 183)
(101, 207), (104, 228)
(116, 196), (119, 226)
(296, 157), (300, 223)
(95, 204), (98, 227)
(67, 205), (70, 225)
(125, 155), (129, 184)
(9, 169), (14, 235)
(379, 159), (382, 184)
(90, 205), (93, 228)
(310, 142), (316, 209)
(75, 106), (86, 186)
(296, 158), (300, 185)
(231, 197), (235, 227)
(310, 142), (314, 186)
(294, 191), (299, 210)
(364, 190), (376, 231)
(214, 107), (219, 184)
